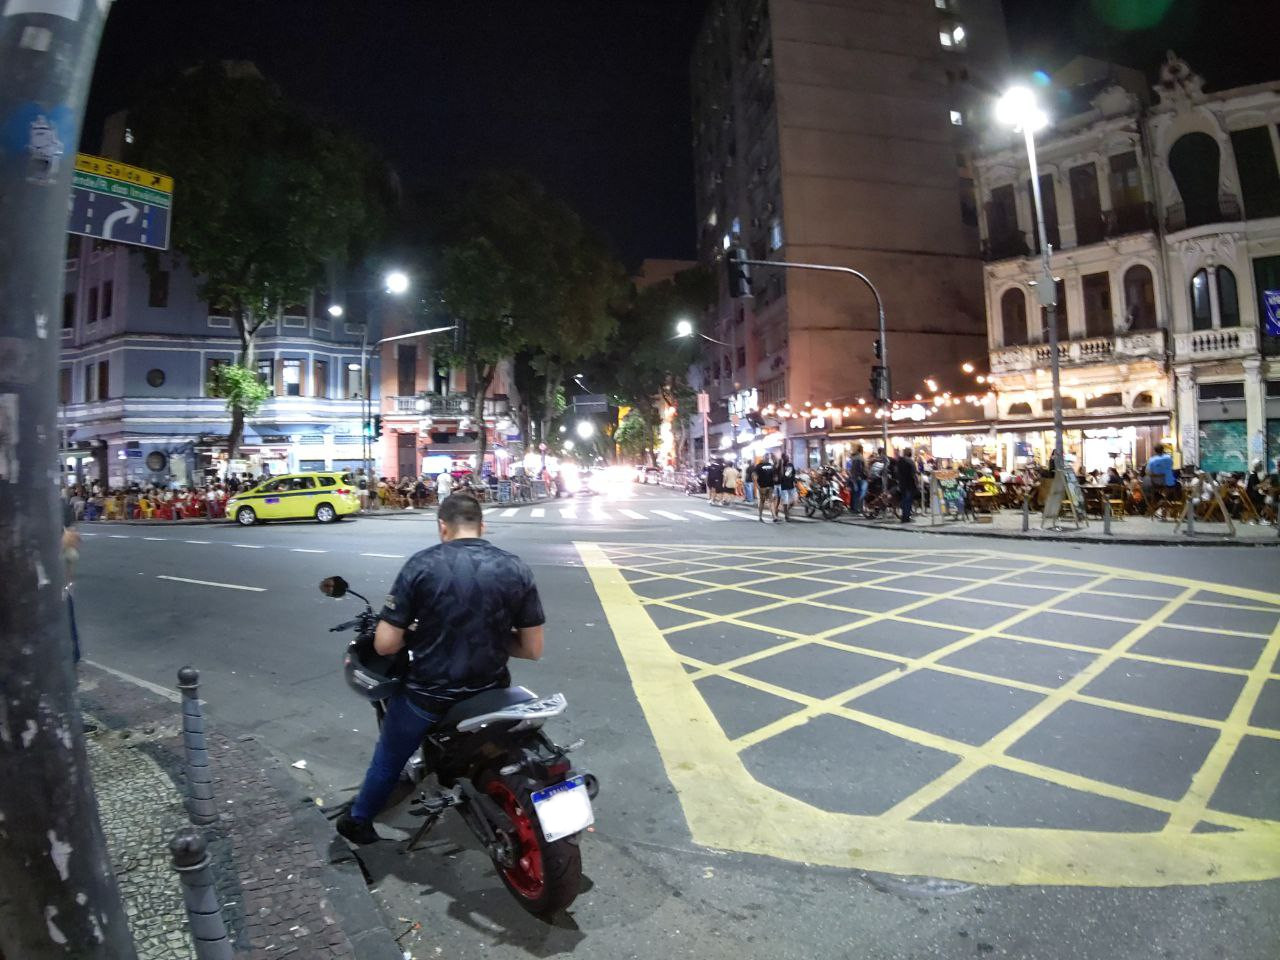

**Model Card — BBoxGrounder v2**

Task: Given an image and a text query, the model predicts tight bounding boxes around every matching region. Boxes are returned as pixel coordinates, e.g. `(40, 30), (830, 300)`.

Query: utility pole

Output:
(0, 4), (137, 958)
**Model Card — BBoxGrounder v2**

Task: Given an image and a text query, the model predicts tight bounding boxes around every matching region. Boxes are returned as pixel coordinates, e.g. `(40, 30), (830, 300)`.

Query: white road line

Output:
(143, 536), (168, 541)
(80, 532), (98, 537)
(721, 509), (758, 520)
(109, 534), (130, 539)
(619, 508), (647, 520)
(686, 510), (729, 522)
(589, 506), (611, 522)
(232, 543), (263, 549)
(184, 540), (211, 544)
(361, 552), (404, 559)
(560, 507), (578, 519)
(652, 510), (688, 522)
(292, 548), (327, 554)
(500, 508), (519, 517)
(531, 508), (546, 518)
(156, 575), (265, 593)
(83, 660), (181, 704)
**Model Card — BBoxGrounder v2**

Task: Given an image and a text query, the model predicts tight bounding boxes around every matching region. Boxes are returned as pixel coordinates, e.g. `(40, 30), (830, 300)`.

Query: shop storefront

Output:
(991, 414), (1169, 475)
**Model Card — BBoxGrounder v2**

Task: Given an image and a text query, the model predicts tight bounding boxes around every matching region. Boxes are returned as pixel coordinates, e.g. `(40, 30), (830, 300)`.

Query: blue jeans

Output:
(851, 478), (867, 513)
(351, 693), (440, 822)
(744, 482), (754, 504)
(900, 487), (915, 521)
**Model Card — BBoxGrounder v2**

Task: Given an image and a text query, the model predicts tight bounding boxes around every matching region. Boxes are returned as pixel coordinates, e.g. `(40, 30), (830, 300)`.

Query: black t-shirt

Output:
(756, 462), (776, 487)
(779, 463), (796, 490)
(379, 538), (545, 712)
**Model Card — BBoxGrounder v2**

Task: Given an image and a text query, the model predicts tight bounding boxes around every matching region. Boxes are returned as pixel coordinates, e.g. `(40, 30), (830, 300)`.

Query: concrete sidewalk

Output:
(700, 494), (1280, 545)
(79, 664), (403, 960)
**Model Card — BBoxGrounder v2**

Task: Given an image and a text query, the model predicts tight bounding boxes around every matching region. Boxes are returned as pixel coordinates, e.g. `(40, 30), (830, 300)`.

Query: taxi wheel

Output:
(315, 503), (337, 524)
(235, 506), (257, 526)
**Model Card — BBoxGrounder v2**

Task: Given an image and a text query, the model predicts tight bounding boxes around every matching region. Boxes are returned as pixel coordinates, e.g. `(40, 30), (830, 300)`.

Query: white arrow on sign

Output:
(102, 201), (139, 239)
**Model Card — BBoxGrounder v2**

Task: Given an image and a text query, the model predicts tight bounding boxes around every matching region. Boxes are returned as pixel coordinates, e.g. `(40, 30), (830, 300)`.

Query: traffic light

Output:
(870, 365), (890, 403)
(873, 338), (883, 360)
(364, 414), (383, 438)
(724, 246), (752, 299)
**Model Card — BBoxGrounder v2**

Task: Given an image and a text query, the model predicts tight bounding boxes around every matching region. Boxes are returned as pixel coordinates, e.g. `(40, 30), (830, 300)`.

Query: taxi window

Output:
(289, 477), (316, 490)
(318, 476), (336, 487)
(260, 478), (290, 493)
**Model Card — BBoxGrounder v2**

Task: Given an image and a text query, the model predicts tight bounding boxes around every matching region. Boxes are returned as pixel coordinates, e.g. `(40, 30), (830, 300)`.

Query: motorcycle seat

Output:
(439, 686), (538, 730)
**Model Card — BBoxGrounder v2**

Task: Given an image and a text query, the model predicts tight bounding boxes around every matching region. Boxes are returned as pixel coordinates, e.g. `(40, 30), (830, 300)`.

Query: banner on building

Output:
(1264, 289), (1280, 337)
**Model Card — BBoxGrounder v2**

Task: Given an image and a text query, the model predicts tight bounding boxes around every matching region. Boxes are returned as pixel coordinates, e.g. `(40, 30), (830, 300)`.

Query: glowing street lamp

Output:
(675, 318), (694, 338)
(996, 84), (1064, 467)
(575, 420), (595, 440)
(384, 270), (410, 295)
(327, 303), (344, 319)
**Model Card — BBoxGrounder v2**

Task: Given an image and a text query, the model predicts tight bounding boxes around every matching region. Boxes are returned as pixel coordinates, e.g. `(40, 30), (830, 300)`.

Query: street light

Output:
(384, 270), (410, 295)
(673, 318), (730, 347)
(996, 84), (1065, 468)
(575, 420), (595, 440)
(327, 303), (344, 319)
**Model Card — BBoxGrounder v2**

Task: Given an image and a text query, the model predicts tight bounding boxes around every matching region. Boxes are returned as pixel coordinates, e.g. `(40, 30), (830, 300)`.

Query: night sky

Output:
(84, 0), (1272, 268)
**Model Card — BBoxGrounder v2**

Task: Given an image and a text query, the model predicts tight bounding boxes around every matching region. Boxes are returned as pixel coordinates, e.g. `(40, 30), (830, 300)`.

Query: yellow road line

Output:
(1163, 614), (1280, 832)
(578, 542), (1280, 885)
(882, 586), (1198, 822)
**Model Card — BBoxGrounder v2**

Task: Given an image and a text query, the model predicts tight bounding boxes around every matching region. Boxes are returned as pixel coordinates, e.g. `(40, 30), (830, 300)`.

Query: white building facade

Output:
(975, 56), (1280, 475)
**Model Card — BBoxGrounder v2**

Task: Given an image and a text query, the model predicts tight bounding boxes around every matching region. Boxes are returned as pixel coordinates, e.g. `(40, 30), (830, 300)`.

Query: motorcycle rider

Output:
(336, 492), (546, 845)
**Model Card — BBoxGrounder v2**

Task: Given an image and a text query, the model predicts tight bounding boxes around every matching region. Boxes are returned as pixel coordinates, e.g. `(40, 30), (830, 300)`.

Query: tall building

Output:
(689, 0), (1009, 464)
(975, 55), (1280, 474)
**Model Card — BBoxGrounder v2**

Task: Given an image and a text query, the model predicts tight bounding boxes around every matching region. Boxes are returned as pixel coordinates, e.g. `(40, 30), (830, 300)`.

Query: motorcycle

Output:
(800, 468), (847, 520)
(321, 575), (598, 916)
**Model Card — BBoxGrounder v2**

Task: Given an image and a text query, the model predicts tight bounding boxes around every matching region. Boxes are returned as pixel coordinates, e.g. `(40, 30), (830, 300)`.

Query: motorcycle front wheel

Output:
(480, 770), (583, 916)
(803, 497), (817, 518)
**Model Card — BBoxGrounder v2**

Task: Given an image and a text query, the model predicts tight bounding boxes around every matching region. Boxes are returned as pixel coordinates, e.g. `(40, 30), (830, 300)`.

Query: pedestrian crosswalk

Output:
(485, 501), (766, 525)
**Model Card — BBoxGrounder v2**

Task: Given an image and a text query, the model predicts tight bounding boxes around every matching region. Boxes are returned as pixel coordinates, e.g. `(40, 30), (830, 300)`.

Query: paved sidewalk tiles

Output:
(79, 664), (402, 960)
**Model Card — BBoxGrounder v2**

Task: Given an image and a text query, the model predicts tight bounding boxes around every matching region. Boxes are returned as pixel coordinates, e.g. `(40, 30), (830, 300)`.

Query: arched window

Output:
(1217, 266), (1239, 327)
(1168, 133), (1221, 228)
(1123, 265), (1156, 330)
(1132, 391), (1154, 408)
(1000, 288), (1027, 346)
(1006, 401), (1032, 416)
(1190, 269), (1212, 331)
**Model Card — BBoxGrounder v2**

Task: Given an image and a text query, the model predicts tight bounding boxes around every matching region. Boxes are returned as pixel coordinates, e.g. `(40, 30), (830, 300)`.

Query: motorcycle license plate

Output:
(531, 776), (594, 843)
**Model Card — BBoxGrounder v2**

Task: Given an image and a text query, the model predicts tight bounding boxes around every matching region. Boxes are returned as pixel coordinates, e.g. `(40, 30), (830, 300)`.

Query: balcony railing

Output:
(1105, 202), (1155, 237)
(389, 393), (511, 417)
(981, 233), (1030, 262)
(990, 329), (1165, 374)
(1173, 326), (1258, 361)
(1164, 195), (1242, 233)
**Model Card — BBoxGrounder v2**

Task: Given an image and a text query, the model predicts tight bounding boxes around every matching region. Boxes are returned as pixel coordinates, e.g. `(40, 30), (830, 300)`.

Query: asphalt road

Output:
(73, 487), (1280, 960)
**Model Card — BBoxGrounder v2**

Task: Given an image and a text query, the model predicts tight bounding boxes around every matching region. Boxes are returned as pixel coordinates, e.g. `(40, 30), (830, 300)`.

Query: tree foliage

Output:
(206, 362), (271, 421)
(422, 171), (625, 465)
(582, 265), (715, 464)
(126, 62), (391, 461)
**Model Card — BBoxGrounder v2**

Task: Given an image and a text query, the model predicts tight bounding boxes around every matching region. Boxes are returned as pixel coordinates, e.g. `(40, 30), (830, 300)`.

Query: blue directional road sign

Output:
(67, 153), (173, 251)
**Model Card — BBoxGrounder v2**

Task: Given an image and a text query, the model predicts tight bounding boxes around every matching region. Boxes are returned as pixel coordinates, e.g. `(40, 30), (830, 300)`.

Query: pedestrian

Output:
(722, 461), (740, 505)
(896, 446), (918, 522)
(706, 457), (725, 506)
(743, 459), (756, 505)
(849, 445), (867, 514)
(436, 469), (454, 503)
(755, 453), (778, 522)
(777, 453), (797, 521)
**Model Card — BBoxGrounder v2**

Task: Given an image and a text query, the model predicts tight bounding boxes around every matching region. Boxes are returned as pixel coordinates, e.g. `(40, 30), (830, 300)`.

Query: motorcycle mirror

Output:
(320, 576), (349, 598)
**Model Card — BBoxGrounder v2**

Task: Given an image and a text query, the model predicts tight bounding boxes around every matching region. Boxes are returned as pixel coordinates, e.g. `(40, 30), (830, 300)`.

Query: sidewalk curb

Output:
(693, 493), (1280, 547)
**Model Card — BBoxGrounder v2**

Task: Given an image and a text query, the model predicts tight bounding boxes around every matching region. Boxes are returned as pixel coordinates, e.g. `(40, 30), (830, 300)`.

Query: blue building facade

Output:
(58, 235), (377, 487)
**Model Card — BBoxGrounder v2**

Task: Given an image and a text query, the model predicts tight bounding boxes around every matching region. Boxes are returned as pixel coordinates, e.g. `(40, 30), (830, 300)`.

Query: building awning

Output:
(992, 411), (1171, 433)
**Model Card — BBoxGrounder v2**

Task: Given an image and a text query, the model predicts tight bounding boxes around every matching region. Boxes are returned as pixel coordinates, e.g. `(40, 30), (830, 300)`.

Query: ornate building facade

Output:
(974, 56), (1280, 473)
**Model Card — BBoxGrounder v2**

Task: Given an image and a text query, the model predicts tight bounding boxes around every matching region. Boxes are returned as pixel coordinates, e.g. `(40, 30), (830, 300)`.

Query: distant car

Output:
(635, 465), (662, 485)
(225, 472), (360, 526)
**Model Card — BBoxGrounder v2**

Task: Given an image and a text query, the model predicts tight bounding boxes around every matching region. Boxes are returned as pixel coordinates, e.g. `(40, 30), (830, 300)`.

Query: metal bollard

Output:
(169, 830), (233, 960)
(1021, 495), (1030, 533)
(1103, 498), (1112, 535)
(1185, 501), (1196, 537)
(177, 667), (218, 825)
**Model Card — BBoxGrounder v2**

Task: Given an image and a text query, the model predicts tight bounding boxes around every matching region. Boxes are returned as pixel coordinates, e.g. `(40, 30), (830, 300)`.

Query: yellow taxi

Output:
(226, 472), (361, 526)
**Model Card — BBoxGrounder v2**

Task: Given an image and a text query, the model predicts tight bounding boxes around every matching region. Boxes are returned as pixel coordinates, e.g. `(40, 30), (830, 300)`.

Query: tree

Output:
(127, 62), (390, 465)
(582, 266), (714, 466)
(424, 172), (624, 468)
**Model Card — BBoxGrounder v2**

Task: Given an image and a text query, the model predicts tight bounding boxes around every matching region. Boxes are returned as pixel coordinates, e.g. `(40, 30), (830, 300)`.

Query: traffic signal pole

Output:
(729, 254), (890, 456)
(0, 3), (139, 958)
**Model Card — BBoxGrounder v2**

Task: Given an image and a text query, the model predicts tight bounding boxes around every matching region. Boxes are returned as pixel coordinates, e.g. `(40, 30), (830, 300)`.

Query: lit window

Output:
(952, 25), (965, 43)
(935, 0), (948, 8)
(939, 30), (952, 47)
(950, 110), (964, 126)
(283, 359), (302, 397)
(769, 219), (784, 250)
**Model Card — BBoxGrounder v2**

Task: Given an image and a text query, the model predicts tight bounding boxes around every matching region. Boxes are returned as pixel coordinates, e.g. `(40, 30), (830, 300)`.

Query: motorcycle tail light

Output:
(547, 758), (571, 778)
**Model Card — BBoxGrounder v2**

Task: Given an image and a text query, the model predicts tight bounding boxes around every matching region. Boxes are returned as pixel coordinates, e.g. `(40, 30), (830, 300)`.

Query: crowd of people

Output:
(698, 444), (1280, 525)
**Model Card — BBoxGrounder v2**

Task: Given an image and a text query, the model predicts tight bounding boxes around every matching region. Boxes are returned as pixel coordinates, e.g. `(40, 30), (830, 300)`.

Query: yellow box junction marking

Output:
(577, 542), (1280, 887)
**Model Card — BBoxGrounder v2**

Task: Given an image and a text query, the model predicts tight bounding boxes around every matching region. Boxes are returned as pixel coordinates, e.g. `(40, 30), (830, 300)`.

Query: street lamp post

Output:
(674, 320), (730, 468)
(997, 86), (1065, 469)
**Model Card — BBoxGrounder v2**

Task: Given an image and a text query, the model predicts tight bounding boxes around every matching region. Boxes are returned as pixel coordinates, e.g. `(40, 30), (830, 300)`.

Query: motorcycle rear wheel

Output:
(480, 770), (583, 916)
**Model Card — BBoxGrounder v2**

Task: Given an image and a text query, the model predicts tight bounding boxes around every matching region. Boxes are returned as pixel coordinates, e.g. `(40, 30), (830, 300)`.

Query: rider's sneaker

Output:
(336, 813), (381, 845)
